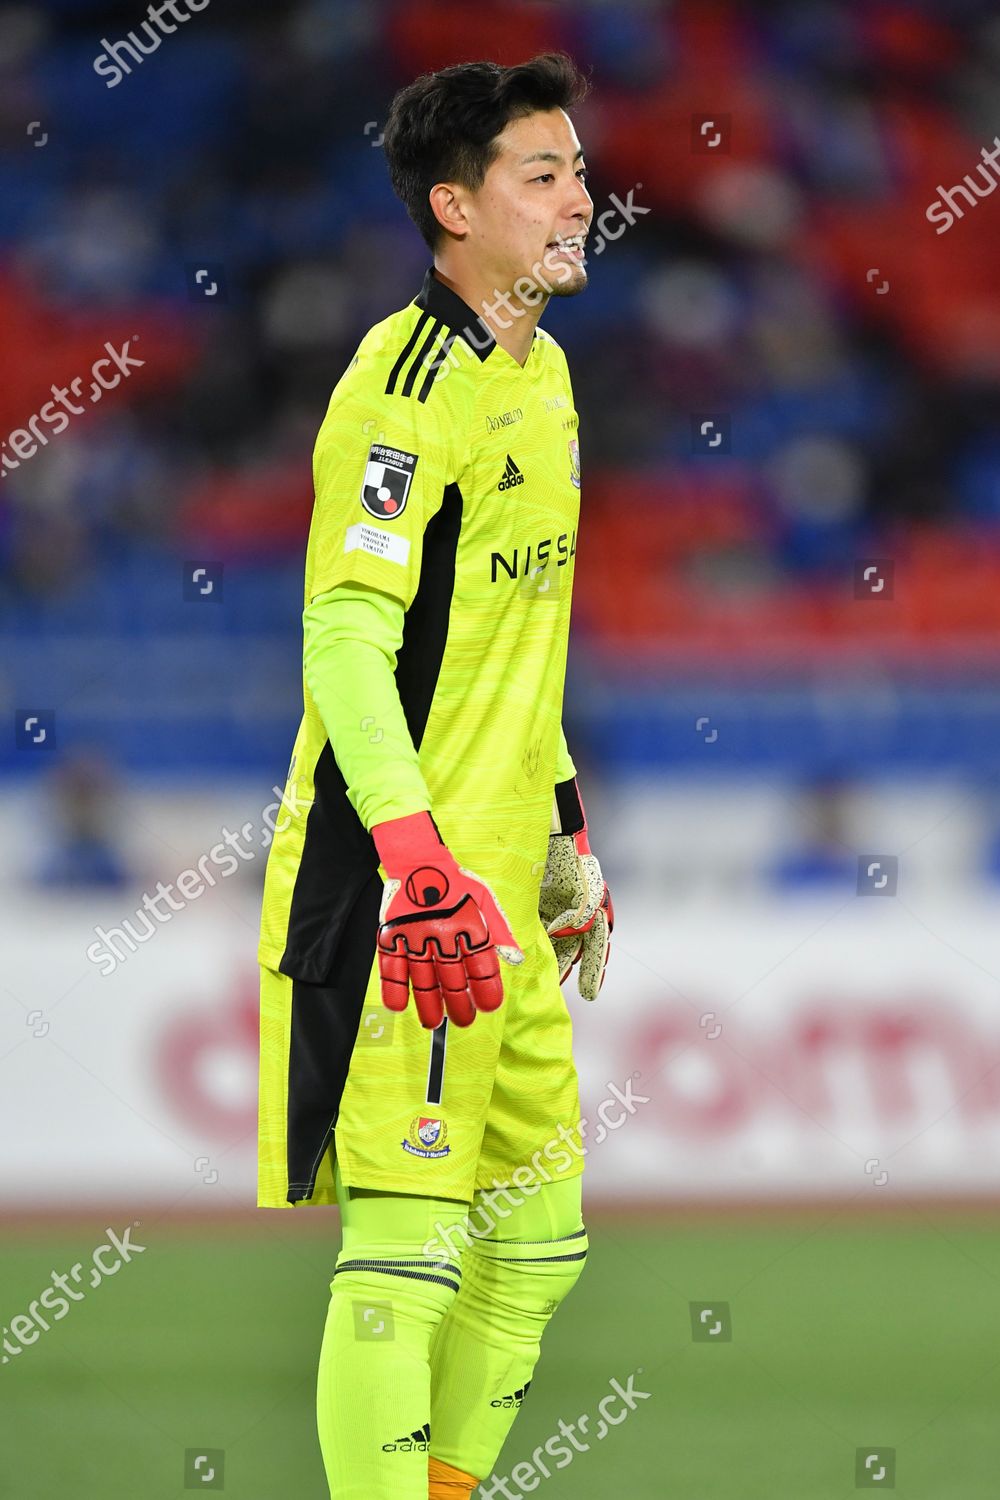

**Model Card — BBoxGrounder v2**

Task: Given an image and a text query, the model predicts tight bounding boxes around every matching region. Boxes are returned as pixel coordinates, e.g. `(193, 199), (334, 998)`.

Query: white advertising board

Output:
(3, 884), (1000, 1206)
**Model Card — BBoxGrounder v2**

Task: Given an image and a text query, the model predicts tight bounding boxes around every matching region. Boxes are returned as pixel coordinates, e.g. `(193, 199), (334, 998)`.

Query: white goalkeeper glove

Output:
(538, 777), (613, 1001)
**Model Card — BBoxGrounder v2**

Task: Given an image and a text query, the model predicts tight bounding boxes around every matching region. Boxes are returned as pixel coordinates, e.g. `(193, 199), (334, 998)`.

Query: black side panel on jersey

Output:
(278, 482), (464, 1202)
(278, 742), (380, 985)
(394, 480), (464, 750)
(284, 871), (382, 1204)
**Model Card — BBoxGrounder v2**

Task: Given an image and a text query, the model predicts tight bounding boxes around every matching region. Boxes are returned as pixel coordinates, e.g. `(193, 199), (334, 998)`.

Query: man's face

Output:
(460, 108), (593, 300)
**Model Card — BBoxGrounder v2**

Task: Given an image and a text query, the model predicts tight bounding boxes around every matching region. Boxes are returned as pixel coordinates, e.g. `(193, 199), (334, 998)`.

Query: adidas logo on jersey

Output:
(497, 454), (524, 491)
(490, 1381), (532, 1409)
(382, 1421), (430, 1454)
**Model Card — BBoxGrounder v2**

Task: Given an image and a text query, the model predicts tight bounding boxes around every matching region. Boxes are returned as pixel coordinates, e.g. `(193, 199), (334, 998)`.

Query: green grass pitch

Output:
(3, 1207), (999, 1496)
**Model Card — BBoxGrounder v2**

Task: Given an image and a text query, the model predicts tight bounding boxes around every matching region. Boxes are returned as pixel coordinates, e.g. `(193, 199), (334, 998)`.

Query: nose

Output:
(569, 179), (592, 225)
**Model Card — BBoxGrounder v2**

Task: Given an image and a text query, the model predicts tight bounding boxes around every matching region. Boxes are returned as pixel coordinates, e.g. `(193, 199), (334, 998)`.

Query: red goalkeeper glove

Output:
(372, 810), (524, 1029)
(538, 779), (613, 1001)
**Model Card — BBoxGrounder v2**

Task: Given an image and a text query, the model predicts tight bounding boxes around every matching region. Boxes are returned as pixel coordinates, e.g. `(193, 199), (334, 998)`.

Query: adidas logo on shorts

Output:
(382, 1421), (431, 1454)
(490, 1381), (532, 1409)
(497, 454), (524, 490)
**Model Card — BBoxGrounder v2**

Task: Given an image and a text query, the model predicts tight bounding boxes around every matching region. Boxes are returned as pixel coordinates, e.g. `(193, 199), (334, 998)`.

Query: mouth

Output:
(546, 232), (587, 264)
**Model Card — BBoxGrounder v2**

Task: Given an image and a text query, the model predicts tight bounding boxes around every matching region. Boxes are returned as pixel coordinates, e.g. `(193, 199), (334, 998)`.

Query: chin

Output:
(547, 266), (588, 297)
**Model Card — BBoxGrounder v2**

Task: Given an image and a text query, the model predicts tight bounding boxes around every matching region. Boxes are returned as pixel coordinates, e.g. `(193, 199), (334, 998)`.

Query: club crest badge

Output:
(402, 1116), (451, 1159)
(568, 436), (581, 489)
(361, 443), (418, 520)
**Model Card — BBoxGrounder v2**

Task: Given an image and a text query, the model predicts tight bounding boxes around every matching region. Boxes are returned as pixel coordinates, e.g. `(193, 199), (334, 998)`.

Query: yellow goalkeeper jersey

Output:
(258, 265), (582, 983)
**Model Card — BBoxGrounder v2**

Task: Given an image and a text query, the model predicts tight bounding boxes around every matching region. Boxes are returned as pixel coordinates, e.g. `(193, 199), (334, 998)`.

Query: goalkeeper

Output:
(257, 51), (612, 1500)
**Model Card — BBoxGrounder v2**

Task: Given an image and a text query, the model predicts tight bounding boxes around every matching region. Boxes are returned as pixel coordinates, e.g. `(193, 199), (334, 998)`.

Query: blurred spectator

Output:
(769, 777), (858, 890)
(35, 752), (130, 889)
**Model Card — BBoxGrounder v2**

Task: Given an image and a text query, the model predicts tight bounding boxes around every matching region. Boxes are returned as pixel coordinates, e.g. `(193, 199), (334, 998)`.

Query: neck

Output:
(432, 261), (543, 368)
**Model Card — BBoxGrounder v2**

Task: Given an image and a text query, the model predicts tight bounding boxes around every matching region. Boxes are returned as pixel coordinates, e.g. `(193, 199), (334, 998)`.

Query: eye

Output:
(531, 168), (589, 183)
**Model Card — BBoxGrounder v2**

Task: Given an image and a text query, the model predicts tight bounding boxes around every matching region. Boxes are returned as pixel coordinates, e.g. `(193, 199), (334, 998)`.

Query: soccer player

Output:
(257, 52), (612, 1500)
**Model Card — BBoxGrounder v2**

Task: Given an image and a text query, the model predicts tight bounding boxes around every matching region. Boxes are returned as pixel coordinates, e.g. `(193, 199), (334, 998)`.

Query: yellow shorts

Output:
(257, 885), (583, 1207)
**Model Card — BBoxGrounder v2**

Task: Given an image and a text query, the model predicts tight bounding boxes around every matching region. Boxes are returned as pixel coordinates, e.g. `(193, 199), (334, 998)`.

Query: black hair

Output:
(382, 51), (590, 252)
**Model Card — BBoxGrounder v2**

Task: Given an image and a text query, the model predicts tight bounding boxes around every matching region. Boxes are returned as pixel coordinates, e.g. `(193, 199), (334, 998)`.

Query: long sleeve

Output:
(551, 724), (584, 832)
(303, 581), (432, 832)
(555, 722), (577, 784)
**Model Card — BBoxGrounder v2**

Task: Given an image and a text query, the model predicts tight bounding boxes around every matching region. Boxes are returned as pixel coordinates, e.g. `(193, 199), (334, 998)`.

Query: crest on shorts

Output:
(402, 1116), (450, 1159)
(361, 443), (418, 520)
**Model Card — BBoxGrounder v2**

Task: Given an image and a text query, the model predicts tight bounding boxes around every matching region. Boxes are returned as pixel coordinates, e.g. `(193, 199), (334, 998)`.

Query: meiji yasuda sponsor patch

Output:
(361, 443), (418, 520)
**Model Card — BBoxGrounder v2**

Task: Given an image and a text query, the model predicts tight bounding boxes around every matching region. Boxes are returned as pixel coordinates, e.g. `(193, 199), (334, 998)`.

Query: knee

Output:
(478, 1225), (588, 1308)
(464, 1182), (589, 1326)
(331, 1240), (464, 1335)
(329, 1170), (472, 1335)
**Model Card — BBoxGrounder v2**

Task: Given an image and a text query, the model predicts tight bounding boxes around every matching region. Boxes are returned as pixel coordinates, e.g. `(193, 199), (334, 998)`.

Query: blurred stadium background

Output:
(4, 1), (1000, 1495)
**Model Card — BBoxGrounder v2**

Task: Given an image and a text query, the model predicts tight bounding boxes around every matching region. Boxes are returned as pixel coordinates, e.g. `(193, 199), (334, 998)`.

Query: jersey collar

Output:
(415, 265), (498, 362)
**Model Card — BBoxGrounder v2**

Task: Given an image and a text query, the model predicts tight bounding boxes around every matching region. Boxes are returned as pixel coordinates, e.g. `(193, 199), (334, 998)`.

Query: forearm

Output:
(303, 582), (432, 831)
(551, 724), (583, 833)
(555, 722), (576, 783)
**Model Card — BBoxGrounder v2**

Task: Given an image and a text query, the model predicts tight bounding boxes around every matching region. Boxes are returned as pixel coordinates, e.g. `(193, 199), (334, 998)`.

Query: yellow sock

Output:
(428, 1454), (479, 1497)
(428, 1178), (588, 1482)
(317, 1165), (470, 1499)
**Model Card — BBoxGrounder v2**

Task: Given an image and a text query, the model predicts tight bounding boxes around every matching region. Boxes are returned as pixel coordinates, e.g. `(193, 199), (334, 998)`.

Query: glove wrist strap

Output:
(552, 776), (587, 842)
(372, 808), (443, 876)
